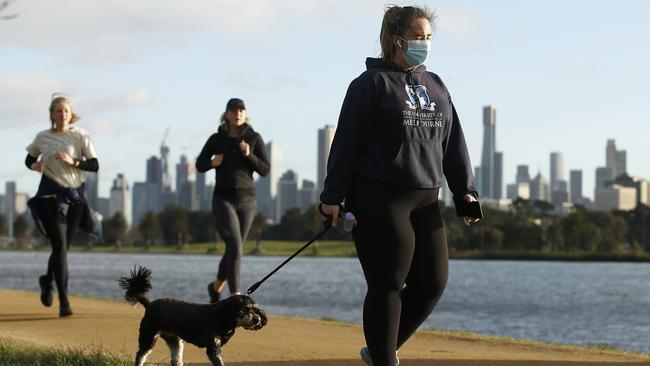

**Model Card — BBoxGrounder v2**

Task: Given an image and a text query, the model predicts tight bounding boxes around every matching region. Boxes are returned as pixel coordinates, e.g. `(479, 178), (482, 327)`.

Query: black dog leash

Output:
(245, 204), (350, 295)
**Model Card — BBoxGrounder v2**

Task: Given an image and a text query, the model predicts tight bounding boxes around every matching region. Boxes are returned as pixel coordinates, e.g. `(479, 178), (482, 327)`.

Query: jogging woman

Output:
(26, 95), (100, 317)
(196, 98), (270, 302)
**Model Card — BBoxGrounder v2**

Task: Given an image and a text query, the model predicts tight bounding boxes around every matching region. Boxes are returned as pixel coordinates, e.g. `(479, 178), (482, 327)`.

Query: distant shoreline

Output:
(2, 242), (650, 262)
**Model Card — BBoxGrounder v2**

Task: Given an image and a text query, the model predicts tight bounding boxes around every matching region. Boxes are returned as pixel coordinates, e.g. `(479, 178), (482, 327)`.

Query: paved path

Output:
(0, 289), (647, 365)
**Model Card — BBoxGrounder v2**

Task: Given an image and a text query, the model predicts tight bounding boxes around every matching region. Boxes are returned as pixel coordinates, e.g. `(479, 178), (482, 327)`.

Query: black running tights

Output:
(212, 193), (256, 294)
(348, 176), (448, 366)
(37, 198), (83, 306)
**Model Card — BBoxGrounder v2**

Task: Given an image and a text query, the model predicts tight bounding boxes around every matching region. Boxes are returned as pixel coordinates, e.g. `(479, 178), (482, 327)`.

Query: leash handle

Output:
(319, 203), (345, 229)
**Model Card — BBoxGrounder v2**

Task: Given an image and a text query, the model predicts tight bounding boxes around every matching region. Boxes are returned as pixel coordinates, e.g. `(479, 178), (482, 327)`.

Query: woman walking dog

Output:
(26, 94), (100, 317)
(320, 5), (481, 365)
(196, 98), (270, 303)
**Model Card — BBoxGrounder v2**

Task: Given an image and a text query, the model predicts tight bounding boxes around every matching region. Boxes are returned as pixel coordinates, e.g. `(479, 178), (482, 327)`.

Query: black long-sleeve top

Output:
(320, 57), (478, 205)
(196, 124), (270, 197)
(25, 154), (99, 172)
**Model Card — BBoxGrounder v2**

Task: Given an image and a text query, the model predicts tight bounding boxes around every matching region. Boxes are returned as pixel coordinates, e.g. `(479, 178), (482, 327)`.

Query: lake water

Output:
(0, 251), (648, 354)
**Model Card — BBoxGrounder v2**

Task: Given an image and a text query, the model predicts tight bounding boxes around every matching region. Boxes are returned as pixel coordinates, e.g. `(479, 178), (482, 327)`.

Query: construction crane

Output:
(160, 127), (171, 189)
(161, 126), (170, 149)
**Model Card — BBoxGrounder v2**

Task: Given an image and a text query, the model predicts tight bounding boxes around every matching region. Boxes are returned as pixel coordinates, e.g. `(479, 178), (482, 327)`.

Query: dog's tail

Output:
(118, 265), (152, 307)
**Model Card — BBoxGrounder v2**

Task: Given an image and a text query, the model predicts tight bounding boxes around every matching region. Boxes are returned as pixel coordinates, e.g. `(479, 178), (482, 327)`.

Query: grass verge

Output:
(0, 340), (130, 366)
(4, 242), (650, 261)
(425, 327), (650, 357)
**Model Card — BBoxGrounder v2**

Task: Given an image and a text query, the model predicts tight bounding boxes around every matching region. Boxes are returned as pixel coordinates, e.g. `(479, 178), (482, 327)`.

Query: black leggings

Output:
(212, 193), (256, 294)
(348, 176), (448, 366)
(36, 198), (83, 305)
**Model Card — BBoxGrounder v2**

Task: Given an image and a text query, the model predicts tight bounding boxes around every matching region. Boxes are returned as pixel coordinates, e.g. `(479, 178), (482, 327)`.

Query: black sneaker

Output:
(38, 275), (53, 307)
(207, 282), (221, 303)
(59, 303), (73, 317)
(360, 346), (399, 366)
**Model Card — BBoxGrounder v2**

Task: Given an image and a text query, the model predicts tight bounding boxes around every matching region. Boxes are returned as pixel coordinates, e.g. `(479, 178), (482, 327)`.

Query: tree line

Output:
(442, 199), (650, 254)
(100, 204), (355, 248)
(2, 199), (649, 255)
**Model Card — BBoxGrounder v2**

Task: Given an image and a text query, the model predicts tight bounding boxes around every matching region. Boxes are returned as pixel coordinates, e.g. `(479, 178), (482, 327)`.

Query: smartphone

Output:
(454, 198), (483, 219)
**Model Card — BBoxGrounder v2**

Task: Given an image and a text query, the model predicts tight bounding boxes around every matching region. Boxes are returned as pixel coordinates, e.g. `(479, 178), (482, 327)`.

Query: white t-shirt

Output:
(26, 127), (98, 188)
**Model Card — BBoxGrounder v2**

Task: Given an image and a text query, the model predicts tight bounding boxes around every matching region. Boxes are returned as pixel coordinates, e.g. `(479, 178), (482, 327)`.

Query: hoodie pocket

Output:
(387, 139), (443, 187)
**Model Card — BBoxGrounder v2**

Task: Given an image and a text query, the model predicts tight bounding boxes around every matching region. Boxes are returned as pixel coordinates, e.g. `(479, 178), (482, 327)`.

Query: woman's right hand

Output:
(320, 203), (340, 227)
(211, 154), (224, 167)
(30, 161), (44, 173)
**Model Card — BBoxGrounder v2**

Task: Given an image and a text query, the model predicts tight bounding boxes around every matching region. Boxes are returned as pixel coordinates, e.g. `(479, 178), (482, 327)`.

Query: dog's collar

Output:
(220, 328), (235, 345)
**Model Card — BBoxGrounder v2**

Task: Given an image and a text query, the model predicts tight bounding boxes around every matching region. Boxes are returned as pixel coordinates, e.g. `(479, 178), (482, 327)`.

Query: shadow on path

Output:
(207, 360), (650, 366)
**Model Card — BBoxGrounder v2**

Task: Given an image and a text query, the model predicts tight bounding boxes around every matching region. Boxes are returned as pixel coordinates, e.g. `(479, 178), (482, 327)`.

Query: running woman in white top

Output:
(25, 95), (99, 317)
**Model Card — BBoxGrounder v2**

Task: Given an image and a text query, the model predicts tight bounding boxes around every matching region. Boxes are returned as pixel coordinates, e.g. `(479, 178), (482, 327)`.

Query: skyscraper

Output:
(147, 134), (183, 210)
(610, 174), (650, 207)
(551, 181), (569, 207)
(276, 170), (299, 220)
(507, 183), (530, 200)
(160, 142), (171, 192)
(530, 173), (550, 202)
(298, 179), (317, 211)
(109, 174), (131, 226)
(606, 139), (616, 175)
(494, 151), (503, 199)
(570, 170), (583, 204)
(176, 154), (197, 211)
(606, 139), (627, 179)
(550, 152), (565, 193)
(516, 165), (530, 183)
(132, 182), (160, 225)
(317, 125), (336, 195)
(145, 155), (163, 206)
(196, 171), (209, 211)
(255, 141), (283, 222)
(480, 105), (496, 198)
(507, 166), (530, 200)
(615, 150), (627, 177)
(595, 167), (613, 190)
(146, 156), (163, 185)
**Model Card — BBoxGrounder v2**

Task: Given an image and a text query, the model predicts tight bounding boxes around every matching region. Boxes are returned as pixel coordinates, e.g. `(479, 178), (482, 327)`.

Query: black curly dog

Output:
(119, 266), (267, 366)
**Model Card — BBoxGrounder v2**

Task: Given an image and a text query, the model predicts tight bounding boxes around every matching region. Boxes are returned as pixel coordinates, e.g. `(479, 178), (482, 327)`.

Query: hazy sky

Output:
(1, 0), (648, 199)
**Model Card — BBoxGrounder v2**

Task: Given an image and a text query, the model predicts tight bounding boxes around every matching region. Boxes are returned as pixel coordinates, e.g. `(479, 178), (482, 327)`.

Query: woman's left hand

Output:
(55, 152), (75, 165)
(463, 194), (481, 225)
(239, 140), (250, 157)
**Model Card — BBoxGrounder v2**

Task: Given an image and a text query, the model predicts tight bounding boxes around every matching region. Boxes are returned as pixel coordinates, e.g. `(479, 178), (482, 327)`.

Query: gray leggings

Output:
(212, 193), (256, 294)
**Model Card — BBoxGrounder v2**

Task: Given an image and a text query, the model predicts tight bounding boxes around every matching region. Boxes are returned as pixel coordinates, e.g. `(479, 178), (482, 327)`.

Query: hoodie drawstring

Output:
(406, 70), (421, 124)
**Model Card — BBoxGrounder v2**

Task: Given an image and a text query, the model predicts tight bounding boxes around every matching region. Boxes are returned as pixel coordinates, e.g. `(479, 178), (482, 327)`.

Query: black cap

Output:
(226, 98), (246, 111)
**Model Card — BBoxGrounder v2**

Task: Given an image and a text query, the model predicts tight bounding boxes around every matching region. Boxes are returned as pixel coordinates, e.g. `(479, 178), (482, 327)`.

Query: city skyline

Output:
(2, 126), (644, 204)
(1, 131), (648, 233)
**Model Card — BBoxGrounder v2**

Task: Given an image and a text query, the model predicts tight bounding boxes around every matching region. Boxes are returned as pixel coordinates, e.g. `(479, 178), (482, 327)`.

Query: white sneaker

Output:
(360, 346), (399, 366)
(360, 346), (373, 365)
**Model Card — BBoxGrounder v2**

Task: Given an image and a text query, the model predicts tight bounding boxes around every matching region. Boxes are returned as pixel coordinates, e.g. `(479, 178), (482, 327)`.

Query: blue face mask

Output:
(401, 39), (431, 67)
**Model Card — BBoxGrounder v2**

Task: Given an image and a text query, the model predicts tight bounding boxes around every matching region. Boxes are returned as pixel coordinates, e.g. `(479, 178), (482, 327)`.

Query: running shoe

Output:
(38, 275), (52, 307)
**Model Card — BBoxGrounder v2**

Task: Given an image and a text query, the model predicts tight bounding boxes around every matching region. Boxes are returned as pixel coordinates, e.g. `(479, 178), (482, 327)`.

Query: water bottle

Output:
(342, 212), (356, 233)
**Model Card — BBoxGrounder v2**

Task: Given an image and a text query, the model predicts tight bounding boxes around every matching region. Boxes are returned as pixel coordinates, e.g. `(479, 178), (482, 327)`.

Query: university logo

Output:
(405, 84), (436, 112)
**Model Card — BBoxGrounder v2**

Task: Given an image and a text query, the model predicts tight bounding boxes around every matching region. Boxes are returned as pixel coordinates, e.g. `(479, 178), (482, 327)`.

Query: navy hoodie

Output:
(320, 58), (478, 205)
